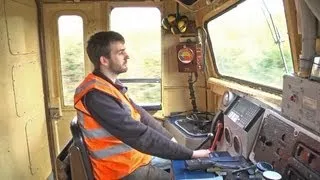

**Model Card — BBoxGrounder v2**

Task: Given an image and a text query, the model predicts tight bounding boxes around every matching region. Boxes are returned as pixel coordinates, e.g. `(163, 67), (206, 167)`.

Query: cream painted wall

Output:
(0, 0), (51, 179)
(161, 0), (208, 116)
(43, 2), (108, 153)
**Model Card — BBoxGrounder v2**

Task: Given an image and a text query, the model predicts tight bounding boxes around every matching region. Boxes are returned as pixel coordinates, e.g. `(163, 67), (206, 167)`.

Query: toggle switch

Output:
(259, 135), (266, 143)
(296, 146), (303, 156)
(289, 94), (297, 102)
(265, 141), (273, 147)
(307, 153), (314, 164)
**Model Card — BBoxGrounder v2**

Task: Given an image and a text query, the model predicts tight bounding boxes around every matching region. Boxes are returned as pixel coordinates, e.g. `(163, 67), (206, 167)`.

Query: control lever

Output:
(210, 123), (223, 151)
(195, 121), (223, 150)
(232, 161), (273, 174)
(185, 152), (241, 170)
(195, 111), (223, 150)
(195, 133), (214, 150)
(231, 164), (256, 174)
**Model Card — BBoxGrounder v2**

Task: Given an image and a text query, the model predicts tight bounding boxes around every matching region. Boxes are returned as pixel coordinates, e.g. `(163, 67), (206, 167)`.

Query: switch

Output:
(259, 135), (266, 143)
(296, 146), (303, 156)
(307, 153), (314, 164)
(302, 151), (309, 163)
(276, 148), (283, 156)
(265, 141), (273, 147)
(290, 94), (297, 102)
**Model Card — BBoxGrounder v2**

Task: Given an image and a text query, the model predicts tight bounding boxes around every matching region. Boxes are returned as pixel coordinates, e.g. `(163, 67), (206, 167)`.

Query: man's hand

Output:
(191, 149), (211, 158)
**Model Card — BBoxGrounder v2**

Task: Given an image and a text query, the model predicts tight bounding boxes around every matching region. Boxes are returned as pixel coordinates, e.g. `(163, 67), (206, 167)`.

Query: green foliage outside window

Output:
(208, 0), (293, 89)
(111, 7), (162, 105)
(60, 40), (84, 105)
(58, 16), (84, 106)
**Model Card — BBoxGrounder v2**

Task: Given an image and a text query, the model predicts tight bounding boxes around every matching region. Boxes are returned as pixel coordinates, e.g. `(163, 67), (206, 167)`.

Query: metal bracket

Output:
(49, 107), (62, 120)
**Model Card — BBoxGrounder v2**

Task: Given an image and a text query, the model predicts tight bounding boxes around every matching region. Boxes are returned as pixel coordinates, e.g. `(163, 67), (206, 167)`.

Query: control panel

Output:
(217, 91), (265, 158)
(282, 75), (320, 135)
(250, 109), (320, 180)
(226, 98), (264, 131)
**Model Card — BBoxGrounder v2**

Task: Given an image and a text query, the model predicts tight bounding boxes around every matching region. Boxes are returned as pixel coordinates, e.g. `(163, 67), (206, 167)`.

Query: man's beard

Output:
(109, 60), (128, 75)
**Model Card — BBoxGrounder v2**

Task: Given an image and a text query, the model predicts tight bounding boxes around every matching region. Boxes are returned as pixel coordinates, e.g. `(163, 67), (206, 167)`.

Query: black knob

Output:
(265, 141), (273, 147)
(259, 136), (266, 143)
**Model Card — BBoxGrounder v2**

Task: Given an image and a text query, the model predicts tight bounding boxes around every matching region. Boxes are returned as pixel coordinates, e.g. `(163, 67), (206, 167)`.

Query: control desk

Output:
(169, 91), (320, 180)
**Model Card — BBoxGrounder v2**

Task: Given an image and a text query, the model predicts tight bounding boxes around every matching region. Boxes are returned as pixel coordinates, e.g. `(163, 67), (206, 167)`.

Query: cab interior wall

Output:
(1, 0), (318, 179)
(0, 0), (51, 179)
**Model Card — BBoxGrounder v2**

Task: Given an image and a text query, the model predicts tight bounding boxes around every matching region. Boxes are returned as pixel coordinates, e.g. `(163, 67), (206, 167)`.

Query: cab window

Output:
(58, 15), (85, 106)
(110, 7), (161, 108)
(207, 0), (293, 90)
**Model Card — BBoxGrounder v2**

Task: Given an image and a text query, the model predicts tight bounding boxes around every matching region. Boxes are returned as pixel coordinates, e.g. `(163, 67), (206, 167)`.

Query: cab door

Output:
(42, 2), (108, 153)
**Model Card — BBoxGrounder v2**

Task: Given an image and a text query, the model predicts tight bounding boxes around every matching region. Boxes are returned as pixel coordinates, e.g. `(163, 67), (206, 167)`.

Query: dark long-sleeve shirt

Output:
(83, 71), (193, 160)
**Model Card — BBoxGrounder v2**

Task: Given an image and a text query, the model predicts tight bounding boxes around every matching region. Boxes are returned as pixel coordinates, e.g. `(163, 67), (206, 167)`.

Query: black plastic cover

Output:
(177, 0), (198, 6)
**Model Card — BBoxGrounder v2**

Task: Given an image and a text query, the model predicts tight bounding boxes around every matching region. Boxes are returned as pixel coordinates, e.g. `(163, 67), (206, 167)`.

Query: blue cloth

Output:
(151, 156), (171, 170)
(171, 160), (216, 179)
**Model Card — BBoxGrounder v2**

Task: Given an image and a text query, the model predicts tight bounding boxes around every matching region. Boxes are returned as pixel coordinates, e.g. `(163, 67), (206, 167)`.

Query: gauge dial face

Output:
(233, 135), (241, 154)
(223, 91), (234, 107)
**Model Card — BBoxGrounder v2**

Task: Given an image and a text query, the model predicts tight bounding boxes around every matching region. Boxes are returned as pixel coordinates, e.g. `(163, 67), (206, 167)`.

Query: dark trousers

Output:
(122, 164), (170, 180)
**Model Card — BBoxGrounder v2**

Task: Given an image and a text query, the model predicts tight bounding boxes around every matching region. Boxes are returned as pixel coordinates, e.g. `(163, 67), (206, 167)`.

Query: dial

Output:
(223, 91), (234, 107)
(233, 135), (242, 154)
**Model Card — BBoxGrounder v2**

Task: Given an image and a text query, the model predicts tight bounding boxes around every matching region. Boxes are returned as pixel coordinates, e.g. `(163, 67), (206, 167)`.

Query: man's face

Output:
(107, 41), (129, 74)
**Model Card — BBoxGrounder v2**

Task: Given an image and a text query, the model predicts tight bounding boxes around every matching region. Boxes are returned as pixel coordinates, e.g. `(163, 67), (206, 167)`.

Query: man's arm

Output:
(132, 102), (173, 140)
(84, 90), (193, 160)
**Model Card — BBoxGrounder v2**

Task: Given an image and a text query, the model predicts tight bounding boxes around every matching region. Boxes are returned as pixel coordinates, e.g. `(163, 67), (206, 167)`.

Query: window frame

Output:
(109, 4), (163, 110)
(56, 13), (87, 108)
(204, 0), (293, 94)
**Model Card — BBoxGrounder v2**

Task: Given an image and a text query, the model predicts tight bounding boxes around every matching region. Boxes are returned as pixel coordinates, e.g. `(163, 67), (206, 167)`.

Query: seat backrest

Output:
(70, 116), (94, 180)
(56, 139), (73, 180)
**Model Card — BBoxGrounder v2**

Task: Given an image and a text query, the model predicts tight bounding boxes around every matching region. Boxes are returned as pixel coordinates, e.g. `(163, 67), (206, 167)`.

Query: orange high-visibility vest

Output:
(74, 73), (151, 180)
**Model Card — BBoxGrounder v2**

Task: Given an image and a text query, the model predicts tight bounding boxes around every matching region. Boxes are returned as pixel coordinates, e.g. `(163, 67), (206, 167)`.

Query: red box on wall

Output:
(176, 42), (198, 73)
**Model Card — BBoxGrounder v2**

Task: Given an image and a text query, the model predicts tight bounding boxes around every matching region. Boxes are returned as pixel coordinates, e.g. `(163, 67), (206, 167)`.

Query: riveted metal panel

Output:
(5, 0), (38, 55)
(25, 115), (51, 177)
(282, 75), (320, 135)
(12, 61), (44, 117)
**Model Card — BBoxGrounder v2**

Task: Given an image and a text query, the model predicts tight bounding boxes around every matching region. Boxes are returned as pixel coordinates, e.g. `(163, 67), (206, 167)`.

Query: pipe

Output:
(296, 0), (317, 78)
(35, 0), (58, 179)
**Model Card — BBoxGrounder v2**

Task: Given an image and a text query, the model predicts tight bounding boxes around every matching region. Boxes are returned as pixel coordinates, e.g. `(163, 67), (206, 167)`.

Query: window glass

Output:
(125, 83), (161, 105)
(58, 15), (85, 106)
(110, 7), (161, 105)
(207, 0), (293, 89)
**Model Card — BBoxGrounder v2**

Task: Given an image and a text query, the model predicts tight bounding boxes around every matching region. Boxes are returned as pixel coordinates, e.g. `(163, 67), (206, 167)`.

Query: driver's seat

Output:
(69, 116), (94, 180)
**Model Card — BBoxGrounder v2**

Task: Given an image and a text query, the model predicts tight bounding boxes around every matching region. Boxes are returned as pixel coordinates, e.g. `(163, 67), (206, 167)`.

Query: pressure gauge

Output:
(222, 91), (234, 107)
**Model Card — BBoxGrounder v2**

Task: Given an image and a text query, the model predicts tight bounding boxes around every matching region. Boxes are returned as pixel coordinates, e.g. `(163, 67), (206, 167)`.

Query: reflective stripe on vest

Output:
(77, 111), (133, 159)
(82, 127), (112, 139)
(77, 112), (112, 138)
(91, 143), (132, 159)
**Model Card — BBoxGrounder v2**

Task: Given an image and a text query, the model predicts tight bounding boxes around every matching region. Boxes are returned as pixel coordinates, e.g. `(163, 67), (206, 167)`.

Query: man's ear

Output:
(100, 56), (109, 67)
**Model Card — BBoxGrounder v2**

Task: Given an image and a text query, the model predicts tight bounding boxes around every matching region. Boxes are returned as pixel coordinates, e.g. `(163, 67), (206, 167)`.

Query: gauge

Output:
(222, 91), (234, 107)
(233, 135), (242, 154)
(224, 127), (232, 144)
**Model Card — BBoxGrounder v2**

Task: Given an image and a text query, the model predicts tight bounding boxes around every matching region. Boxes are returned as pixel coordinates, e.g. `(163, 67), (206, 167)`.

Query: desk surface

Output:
(171, 160), (217, 180)
(171, 160), (255, 180)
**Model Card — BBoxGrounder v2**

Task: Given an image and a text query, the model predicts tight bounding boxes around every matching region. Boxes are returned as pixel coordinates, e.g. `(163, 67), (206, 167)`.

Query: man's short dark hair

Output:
(86, 31), (125, 70)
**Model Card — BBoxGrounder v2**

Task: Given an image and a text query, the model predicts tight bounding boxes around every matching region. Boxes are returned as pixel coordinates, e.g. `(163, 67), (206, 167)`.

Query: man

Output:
(74, 31), (210, 180)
